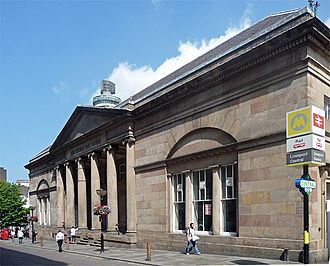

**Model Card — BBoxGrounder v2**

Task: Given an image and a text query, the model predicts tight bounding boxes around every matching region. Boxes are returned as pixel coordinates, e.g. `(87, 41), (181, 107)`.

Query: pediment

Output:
(51, 106), (129, 151)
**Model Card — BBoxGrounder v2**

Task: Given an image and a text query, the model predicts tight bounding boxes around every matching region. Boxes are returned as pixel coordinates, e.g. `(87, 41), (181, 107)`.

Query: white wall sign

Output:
(286, 134), (325, 153)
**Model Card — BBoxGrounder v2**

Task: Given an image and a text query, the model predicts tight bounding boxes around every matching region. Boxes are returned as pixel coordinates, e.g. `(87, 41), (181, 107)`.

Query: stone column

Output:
(123, 127), (136, 234)
(65, 162), (75, 227)
(43, 198), (47, 225)
(104, 145), (118, 232)
(89, 152), (101, 230)
(167, 173), (174, 232)
(56, 166), (65, 228)
(184, 170), (193, 226)
(211, 165), (221, 235)
(76, 157), (87, 229)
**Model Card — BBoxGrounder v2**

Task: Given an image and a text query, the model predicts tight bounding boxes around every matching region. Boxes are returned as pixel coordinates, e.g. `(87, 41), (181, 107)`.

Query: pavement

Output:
(1, 238), (298, 265)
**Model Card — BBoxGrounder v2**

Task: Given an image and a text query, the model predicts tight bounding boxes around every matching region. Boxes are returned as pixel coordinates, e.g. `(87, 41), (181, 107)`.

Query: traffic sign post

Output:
(286, 105), (325, 264)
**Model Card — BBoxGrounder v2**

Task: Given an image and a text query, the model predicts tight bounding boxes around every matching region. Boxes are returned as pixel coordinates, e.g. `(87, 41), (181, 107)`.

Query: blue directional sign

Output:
(295, 175), (316, 195)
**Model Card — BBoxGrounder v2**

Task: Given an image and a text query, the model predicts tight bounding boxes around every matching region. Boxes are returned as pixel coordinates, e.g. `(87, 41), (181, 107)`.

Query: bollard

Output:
(283, 248), (289, 261)
(146, 242), (151, 261)
(66, 236), (70, 250)
(40, 236), (44, 247)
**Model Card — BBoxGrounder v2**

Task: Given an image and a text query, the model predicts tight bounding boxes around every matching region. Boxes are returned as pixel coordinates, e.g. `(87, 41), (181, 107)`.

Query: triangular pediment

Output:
(50, 106), (129, 151)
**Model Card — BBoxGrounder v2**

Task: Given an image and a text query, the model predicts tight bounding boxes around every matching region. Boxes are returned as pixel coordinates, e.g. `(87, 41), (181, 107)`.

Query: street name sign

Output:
(286, 149), (326, 166)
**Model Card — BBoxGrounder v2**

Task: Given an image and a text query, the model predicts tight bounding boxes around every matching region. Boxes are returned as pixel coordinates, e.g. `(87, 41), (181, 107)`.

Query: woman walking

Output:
(185, 223), (200, 255)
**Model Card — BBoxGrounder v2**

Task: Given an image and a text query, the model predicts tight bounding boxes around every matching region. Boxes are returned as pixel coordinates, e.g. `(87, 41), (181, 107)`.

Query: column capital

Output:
(103, 144), (113, 153)
(54, 165), (60, 171)
(182, 169), (191, 174)
(75, 157), (87, 164)
(64, 161), (71, 167)
(88, 152), (96, 159)
(166, 173), (172, 178)
(122, 126), (135, 145)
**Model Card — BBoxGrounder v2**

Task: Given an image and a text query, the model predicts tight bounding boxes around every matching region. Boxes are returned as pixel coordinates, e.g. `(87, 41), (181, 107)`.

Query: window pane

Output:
(194, 202), (204, 231)
(222, 200), (236, 232)
(204, 201), (212, 231)
(201, 188), (205, 200)
(227, 186), (233, 199)
(175, 203), (185, 230)
(206, 169), (213, 200)
(193, 171), (199, 200)
(200, 170), (205, 181)
(227, 165), (232, 177)
(325, 96), (330, 120)
(178, 191), (183, 202)
(221, 167), (226, 199)
(174, 175), (178, 202)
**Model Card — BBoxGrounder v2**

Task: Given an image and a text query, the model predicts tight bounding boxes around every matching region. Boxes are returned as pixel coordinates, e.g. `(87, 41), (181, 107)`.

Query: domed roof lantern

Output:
(93, 80), (121, 108)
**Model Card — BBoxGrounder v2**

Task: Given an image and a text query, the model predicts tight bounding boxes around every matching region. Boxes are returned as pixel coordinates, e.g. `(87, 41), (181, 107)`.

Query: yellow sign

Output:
(304, 231), (309, 244)
(286, 107), (311, 138)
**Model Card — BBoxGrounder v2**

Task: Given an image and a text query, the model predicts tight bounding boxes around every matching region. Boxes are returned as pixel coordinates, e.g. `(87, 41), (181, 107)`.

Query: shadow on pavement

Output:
(0, 247), (67, 266)
(231, 259), (268, 265)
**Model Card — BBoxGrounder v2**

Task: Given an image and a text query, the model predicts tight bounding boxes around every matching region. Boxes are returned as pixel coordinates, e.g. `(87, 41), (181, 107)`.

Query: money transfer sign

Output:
(286, 106), (325, 138)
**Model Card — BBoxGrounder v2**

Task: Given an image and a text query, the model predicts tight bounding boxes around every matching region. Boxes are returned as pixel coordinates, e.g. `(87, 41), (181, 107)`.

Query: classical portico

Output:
(52, 120), (136, 239)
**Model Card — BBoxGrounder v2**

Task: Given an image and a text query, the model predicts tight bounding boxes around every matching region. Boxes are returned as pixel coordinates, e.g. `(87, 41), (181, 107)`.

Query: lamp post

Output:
(96, 188), (107, 253)
(29, 206), (36, 244)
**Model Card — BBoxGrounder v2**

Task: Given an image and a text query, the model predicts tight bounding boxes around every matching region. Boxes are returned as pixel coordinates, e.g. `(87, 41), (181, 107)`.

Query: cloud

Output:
(52, 82), (66, 94)
(151, 0), (164, 11)
(92, 10), (252, 104)
(325, 17), (330, 28)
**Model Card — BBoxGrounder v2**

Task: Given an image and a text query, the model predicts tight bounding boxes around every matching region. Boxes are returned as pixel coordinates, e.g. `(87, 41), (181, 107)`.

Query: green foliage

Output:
(0, 180), (30, 227)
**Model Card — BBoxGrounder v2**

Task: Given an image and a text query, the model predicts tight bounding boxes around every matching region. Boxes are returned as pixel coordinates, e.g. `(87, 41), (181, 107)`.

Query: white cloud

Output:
(52, 82), (66, 94)
(325, 17), (330, 28)
(92, 10), (252, 103)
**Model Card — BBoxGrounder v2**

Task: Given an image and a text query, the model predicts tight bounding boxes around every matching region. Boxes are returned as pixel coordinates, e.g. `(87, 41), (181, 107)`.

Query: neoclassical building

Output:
(25, 7), (330, 262)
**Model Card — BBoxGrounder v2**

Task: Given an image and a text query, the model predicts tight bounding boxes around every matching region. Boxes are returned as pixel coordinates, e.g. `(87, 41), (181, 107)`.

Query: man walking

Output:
(17, 229), (24, 244)
(56, 229), (64, 252)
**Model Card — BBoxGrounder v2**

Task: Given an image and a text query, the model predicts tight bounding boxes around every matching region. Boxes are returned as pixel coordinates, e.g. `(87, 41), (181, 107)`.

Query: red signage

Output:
(313, 113), (324, 129)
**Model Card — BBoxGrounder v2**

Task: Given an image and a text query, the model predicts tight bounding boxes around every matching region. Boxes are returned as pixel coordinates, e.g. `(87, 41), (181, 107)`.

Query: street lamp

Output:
(96, 189), (107, 253)
(29, 206), (36, 244)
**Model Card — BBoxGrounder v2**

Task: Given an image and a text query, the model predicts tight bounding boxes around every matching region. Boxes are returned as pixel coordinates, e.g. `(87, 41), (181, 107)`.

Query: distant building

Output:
(16, 180), (30, 208)
(0, 167), (7, 181)
(25, 8), (330, 263)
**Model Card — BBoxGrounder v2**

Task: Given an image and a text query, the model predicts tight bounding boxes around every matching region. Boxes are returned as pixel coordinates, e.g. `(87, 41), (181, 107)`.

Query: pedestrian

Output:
(18, 229), (24, 244)
(185, 223), (200, 255)
(56, 229), (64, 252)
(32, 229), (37, 243)
(10, 228), (15, 242)
(70, 226), (78, 243)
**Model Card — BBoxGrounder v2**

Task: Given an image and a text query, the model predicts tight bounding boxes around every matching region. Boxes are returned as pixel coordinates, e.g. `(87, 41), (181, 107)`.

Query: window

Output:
(173, 173), (185, 230)
(325, 96), (330, 120)
(193, 169), (212, 232)
(221, 165), (237, 233)
(119, 164), (126, 181)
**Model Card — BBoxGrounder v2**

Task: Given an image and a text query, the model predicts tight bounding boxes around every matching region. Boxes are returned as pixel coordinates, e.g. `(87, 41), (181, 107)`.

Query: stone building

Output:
(25, 8), (330, 262)
(0, 167), (7, 181)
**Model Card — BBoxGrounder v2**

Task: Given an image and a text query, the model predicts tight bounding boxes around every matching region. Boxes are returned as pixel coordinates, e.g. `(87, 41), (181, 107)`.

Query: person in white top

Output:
(56, 229), (65, 252)
(70, 226), (78, 243)
(185, 223), (200, 255)
(17, 229), (24, 244)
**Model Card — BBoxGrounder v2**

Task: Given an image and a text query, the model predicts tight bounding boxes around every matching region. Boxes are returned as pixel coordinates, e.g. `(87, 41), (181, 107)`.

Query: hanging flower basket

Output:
(27, 216), (38, 222)
(93, 205), (112, 216)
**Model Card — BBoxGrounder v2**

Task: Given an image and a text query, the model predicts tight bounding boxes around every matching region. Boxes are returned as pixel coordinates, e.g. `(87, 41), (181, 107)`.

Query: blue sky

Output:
(1, 0), (329, 183)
